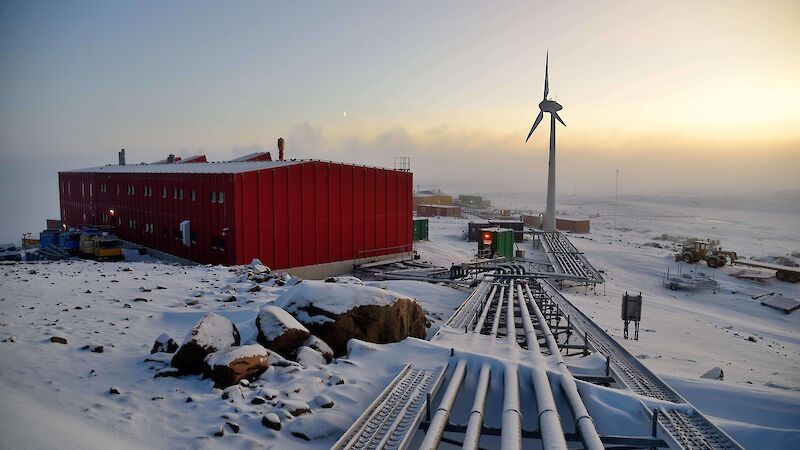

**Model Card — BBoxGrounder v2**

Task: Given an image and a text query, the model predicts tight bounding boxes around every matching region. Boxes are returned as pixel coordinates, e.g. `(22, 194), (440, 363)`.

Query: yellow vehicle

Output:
(80, 227), (124, 261)
(674, 239), (737, 268)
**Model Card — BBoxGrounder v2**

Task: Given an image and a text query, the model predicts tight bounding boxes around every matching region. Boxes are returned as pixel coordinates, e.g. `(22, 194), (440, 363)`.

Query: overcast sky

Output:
(1, 0), (799, 241)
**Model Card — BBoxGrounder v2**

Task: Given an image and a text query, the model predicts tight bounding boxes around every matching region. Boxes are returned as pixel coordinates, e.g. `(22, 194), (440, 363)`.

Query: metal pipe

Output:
(462, 364), (491, 450)
(420, 360), (468, 450)
(490, 286), (505, 337)
(516, 285), (568, 450)
(474, 285), (497, 332)
(524, 284), (604, 450)
(506, 279), (516, 342)
(501, 365), (522, 450)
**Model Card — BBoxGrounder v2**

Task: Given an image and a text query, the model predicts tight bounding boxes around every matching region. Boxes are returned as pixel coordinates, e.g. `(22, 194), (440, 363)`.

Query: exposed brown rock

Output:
(294, 299), (426, 356)
(203, 345), (270, 389)
(50, 336), (67, 344)
(255, 306), (310, 358)
(170, 313), (240, 374)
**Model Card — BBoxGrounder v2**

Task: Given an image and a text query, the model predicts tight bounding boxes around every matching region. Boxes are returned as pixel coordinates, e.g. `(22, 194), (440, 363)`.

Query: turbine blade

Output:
(526, 111), (544, 142)
(554, 111), (566, 127)
(544, 51), (549, 99)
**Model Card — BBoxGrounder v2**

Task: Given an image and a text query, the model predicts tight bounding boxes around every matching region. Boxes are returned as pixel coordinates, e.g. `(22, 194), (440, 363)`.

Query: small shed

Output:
(489, 220), (524, 242)
(556, 218), (591, 234)
(477, 227), (514, 259)
(412, 218), (429, 241)
(520, 214), (542, 228)
(417, 204), (462, 218)
(467, 221), (492, 241)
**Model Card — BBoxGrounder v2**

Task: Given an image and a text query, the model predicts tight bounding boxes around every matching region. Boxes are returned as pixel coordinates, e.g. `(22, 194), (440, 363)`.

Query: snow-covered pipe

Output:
(524, 284), (604, 450)
(506, 279), (516, 342)
(501, 364), (522, 450)
(516, 285), (568, 450)
(419, 359), (468, 450)
(490, 286), (505, 337)
(474, 285), (497, 332)
(462, 363), (491, 450)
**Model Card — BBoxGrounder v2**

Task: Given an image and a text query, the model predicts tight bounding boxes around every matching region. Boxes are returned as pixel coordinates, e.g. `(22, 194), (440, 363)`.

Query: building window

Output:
(68, 182), (71, 194)
(173, 188), (178, 199)
(179, 189), (184, 200)
(211, 191), (216, 203)
(162, 187), (167, 198)
(191, 189), (196, 202)
(83, 213), (86, 221)
(116, 185), (120, 194)
(89, 184), (93, 197)
(81, 183), (85, 196)
(218, 192), (224, 204)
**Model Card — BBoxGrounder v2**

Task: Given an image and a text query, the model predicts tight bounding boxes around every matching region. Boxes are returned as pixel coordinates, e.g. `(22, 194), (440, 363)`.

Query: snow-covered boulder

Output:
(295, 346), (326, 366)
(323, 276), (364, 285)
(171, 313), (241, 374)
(276, 281), (426, 356)
(203, 344), (270, 388)
(700, 367), (724, 380)
(150, 333), (179, 354)
(256, 305), (310, 357)
(303, 335), (333, 363)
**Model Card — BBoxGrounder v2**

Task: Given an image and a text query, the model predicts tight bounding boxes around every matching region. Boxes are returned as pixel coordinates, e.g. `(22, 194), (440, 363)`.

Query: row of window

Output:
(62, 182), (224, 204)
(95, 213), (226, 251)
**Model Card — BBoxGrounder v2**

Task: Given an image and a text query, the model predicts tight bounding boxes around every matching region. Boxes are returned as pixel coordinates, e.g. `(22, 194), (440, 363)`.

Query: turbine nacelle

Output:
(539, 99), (562, 113)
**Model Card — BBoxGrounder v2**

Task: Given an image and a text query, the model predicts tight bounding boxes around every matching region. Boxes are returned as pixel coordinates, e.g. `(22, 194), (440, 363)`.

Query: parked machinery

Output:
(80, 226), (123, 261)
(674, 239), (737, 268)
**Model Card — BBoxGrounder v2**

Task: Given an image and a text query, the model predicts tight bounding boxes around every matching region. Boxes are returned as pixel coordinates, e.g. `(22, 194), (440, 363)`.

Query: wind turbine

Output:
(526, 52), (565, 231)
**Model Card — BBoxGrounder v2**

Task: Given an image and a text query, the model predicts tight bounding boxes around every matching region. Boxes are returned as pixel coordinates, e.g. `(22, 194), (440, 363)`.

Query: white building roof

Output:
(65, 160), (306, 174)
(63, 159), (407, 175)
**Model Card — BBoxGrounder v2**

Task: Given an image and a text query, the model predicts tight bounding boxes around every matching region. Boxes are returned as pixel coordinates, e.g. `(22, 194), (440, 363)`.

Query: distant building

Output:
(521, 214), (543, 228)
(413, 191), (453, 210)
(457, 194), (490, 208)
(59, 154), (413, 277)
(416, 204), (462, 218)
(556, 218), (590, 234)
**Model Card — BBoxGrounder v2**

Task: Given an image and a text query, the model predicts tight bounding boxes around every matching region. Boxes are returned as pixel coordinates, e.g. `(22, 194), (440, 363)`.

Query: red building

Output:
(59, 159), (413, 277)
(416, 204), (462, 218)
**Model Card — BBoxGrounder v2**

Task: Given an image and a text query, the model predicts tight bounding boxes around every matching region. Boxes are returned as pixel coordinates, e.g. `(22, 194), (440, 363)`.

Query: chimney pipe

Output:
(118, 149), (126, 166)
(278, 137), (285, 161)
(168, 154), (175, 163)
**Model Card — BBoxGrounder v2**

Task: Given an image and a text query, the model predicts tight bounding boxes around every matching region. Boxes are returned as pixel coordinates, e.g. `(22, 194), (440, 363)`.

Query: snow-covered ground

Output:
(0, 192), (797, 449)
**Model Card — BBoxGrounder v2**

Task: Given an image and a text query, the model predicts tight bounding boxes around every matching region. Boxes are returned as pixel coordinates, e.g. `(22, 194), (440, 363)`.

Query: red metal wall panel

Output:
(287, 165), (303, 268)
(387, 170), (397, 252)
(352, 166), (365, 259)
(328, 164), (342, 262)
(301, 163), (316, 266)
(315, 163), (330, 264)
(340, 165), (354, 261)
(257, 170), (275, 265)
(273, 167), (289, 268)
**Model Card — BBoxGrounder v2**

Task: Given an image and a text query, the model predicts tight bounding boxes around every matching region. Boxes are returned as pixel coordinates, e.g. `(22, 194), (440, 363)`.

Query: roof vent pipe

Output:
(265, 151), (272, 161)
(278, 137), (285, 161)
(118, 149), (126, 166)
(168, 154), (175, 163)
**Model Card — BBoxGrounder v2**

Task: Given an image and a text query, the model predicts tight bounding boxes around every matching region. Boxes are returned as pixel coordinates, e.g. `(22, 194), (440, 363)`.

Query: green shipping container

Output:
(477, 227), (514, 259)
(413, 218), (429, 241)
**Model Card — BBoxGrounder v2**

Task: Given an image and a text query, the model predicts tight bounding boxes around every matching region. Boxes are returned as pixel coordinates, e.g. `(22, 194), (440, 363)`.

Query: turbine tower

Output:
(526, 52), (565, 231)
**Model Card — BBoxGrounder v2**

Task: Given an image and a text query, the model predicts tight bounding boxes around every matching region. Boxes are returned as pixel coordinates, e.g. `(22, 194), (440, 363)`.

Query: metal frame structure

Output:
(538, 231), (604, 284)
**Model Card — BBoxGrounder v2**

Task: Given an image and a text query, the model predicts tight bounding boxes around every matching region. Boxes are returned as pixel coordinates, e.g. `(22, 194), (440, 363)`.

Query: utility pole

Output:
(614, 169), (619, 229)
